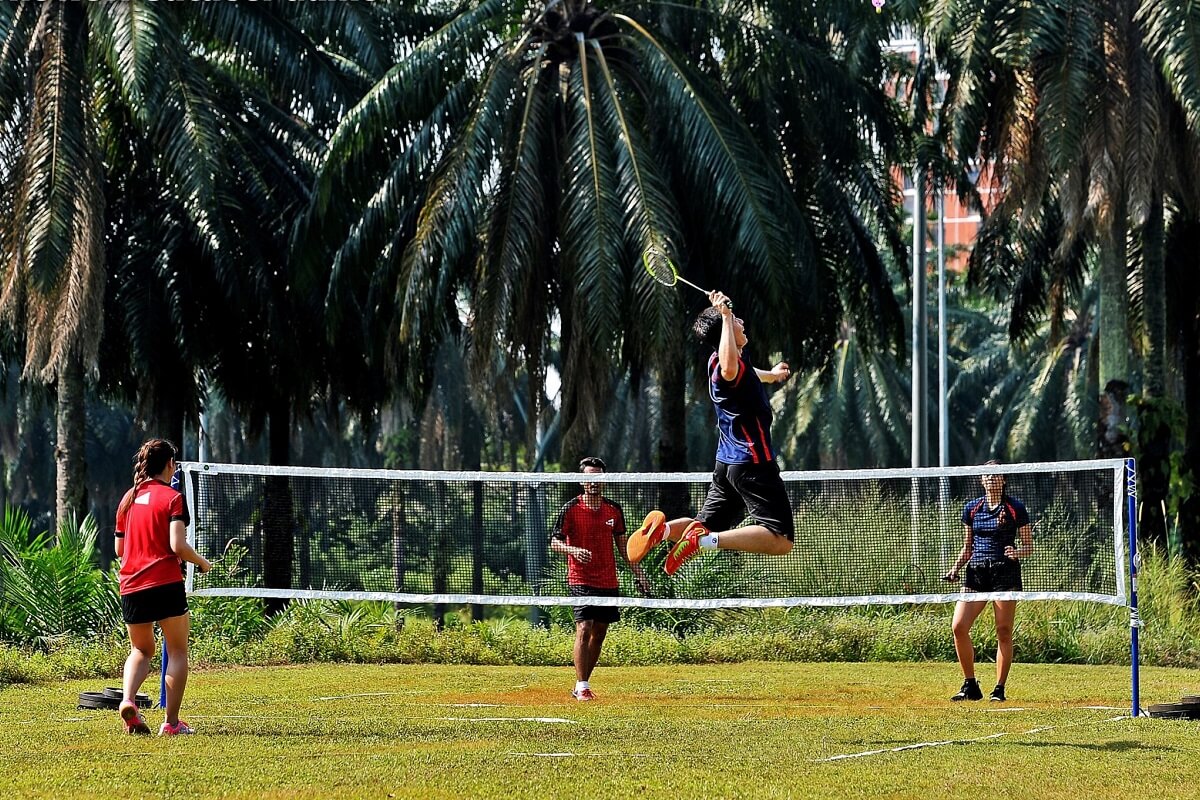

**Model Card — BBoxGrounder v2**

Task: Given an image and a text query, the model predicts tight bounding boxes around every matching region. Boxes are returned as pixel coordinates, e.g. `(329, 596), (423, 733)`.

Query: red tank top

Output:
(115, 480), (186, 595)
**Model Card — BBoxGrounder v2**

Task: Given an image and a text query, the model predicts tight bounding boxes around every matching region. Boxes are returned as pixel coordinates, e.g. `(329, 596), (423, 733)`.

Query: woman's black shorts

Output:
(963, 560), (1022, 592)
(569, 585), (621, 624)
(696, 461), (795, 540)
(121, 581), (189, 625)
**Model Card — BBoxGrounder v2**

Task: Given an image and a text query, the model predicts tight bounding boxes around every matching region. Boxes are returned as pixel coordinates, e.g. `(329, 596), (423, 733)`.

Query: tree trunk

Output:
(464, 403), (485, 622)
(1138, 197), (1170, 548)
(656, 342), (691, 519)
(1097, 213), (1131, 458)
(1171, 222), (1200, 565)
(262, 399), (294, 615)
(150, 390), (186, 457)
(1143, 198), (1167, 398)
(55, 351), (88, 537)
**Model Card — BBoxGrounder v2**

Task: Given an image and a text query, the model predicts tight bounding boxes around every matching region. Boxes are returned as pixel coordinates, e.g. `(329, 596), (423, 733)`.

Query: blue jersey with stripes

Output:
(961, 494), (1029, 562)
(708, 353), (775, 465)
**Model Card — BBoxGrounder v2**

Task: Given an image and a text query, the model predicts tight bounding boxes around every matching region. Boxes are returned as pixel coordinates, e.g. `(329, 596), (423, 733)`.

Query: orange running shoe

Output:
(626, 511), (666, 564)
(664, 521), (708, 575)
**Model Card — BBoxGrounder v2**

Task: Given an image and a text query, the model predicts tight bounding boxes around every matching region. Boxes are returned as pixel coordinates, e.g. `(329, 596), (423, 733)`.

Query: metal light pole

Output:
(911, 42), (928, 470)
(937, 191), (948, 468)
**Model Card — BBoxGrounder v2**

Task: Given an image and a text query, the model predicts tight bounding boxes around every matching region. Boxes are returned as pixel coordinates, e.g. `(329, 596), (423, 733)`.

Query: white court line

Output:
(436, 716), (575, 724)
(985, 707), (1029, 713)
(314, 692), (419, 701)
(508, 752), (656, 758)
(815, 715), (1127, 762)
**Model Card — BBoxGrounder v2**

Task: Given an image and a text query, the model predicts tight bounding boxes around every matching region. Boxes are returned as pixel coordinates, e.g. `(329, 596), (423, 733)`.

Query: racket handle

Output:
(677, 276), (732, 308)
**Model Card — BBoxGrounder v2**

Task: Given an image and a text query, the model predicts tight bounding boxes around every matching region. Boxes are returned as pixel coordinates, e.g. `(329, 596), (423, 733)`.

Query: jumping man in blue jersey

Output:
(626, 290), (794, 574)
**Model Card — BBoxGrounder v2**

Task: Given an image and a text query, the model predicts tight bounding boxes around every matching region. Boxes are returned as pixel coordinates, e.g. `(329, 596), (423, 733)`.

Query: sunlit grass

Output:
(2, 662), (1198, 799)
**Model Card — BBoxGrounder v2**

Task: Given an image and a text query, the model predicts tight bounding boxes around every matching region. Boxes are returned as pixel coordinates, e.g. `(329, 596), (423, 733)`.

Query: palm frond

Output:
(393, 53), (522, 393)
(473, 49), (554, 377)
(617, 15), (800, 306)
(1137, 0), (1200, 136)
(85, 0), (163, 125)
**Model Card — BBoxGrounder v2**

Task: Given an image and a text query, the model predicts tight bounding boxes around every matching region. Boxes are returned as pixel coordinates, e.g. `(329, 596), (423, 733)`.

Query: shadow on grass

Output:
(1012, 739), (1177, 753)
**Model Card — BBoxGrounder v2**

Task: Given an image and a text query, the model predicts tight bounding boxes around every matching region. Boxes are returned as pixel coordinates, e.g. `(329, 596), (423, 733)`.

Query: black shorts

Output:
(964, 560), (1022, 592)
(570, 585), (620, 624)
(121, 581), (189, 625)
(696, 461), (795, 540)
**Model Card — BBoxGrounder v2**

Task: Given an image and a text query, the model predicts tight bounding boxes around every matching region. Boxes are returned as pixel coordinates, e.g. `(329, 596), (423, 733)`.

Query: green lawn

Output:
(2, 662), (1198, 799)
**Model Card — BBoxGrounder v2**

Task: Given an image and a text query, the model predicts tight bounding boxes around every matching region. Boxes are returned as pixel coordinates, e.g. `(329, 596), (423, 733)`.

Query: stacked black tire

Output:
(77, 688), (152, 711)
(1147, 695), (1200, 720)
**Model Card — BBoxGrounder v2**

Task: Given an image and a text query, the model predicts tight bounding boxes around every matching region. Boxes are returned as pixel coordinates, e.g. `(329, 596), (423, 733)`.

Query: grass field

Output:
(3, 662), (1198, 799)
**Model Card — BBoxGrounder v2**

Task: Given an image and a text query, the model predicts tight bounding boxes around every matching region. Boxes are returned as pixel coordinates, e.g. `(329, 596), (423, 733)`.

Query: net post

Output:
(1126, 458), (1140, 718)
(159, 631), (168, 709)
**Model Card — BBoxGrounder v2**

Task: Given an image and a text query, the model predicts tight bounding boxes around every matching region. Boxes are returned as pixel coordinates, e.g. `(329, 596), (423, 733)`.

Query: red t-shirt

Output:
(552, 496), (626, 589)
(115, 479), (186, 595)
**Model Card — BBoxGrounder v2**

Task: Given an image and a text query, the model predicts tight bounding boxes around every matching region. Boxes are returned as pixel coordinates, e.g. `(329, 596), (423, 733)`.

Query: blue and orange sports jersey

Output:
(552, 496), (626, 589)
(961, 494), (1030, 562)
(115, 479), (186, 595)
(708, 353), (775, 465)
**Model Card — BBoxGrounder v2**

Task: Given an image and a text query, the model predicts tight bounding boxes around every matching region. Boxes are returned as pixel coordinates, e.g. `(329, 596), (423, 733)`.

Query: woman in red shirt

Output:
(114, 439), (211, 735)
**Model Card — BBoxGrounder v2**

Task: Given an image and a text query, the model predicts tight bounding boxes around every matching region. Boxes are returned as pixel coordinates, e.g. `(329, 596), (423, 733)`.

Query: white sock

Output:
(575, 680), (590, 692)
(699, 533), (719, 549)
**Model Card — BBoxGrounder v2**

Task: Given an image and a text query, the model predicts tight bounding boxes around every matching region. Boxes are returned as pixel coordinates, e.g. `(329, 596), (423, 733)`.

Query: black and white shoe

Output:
(951, 679), (983, 701)
(989, 684), (1006, 702)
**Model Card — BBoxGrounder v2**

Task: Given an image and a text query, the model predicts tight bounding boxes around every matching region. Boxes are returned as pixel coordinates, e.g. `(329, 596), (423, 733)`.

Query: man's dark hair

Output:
(693, 307), (723, 350)
(579, 456), (606, 471)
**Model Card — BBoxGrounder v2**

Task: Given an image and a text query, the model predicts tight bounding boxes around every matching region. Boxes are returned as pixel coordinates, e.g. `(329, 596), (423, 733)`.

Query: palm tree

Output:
(931, 0), (1200, 555)
(305, 0), (909, 472)
(0, 1), (372, 534)
(931, 0), (1170, 425)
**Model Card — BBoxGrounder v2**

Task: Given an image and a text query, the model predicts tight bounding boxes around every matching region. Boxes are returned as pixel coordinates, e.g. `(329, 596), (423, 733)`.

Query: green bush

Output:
(0, 518), (1197, 687)
(0, 510), (120, 647)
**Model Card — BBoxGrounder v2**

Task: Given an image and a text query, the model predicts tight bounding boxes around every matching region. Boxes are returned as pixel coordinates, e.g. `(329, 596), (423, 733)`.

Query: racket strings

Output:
(643, 247), (678, 286)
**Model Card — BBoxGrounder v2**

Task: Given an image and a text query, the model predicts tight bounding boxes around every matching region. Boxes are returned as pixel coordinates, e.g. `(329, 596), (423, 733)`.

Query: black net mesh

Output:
(184, 462), (1124, 605)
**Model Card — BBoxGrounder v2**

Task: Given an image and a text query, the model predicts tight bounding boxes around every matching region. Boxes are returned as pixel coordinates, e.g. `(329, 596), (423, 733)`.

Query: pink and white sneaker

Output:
(120, 701), (151, 735)
(159, 720), (196, 736)
(571, 688), (597, 701)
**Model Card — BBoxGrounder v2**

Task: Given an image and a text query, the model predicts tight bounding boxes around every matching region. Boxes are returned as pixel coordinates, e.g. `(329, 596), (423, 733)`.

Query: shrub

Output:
(0, 511), (120, 647)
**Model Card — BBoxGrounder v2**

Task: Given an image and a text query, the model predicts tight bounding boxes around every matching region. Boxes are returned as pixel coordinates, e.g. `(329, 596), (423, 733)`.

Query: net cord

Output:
(186, 587), (1127, 608)
(180, 459), (1125, 484)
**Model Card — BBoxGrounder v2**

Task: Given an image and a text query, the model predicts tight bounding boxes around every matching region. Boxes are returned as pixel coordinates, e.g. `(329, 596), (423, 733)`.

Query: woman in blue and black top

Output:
(942, 462), (1033, 702)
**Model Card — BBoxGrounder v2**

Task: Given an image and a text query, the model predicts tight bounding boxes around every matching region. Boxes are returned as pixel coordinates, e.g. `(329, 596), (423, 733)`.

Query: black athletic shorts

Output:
(963, 559), (1022, 592)
(570, 585), (620, 624)
(121, 581), (189, 625)
(696, 461), (795, 540)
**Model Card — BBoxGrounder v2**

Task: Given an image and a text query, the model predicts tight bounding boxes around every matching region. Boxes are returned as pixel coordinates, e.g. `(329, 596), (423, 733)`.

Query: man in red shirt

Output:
(550, 456), (650, 700)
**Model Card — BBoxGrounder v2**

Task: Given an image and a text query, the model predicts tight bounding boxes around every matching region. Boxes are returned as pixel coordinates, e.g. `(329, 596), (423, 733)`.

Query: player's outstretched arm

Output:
(755, 363), (791, 384)
(711, 291), (739, 380)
